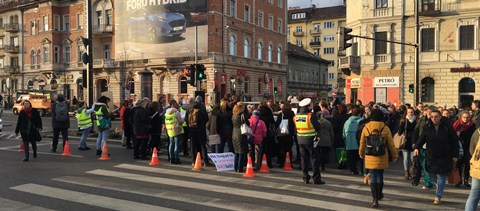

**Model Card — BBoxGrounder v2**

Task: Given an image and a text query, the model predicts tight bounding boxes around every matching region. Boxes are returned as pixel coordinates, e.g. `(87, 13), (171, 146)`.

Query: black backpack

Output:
(365, 125), (386, 156)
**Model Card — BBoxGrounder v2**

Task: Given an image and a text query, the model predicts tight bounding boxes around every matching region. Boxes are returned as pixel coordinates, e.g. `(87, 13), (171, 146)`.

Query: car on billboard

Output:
(127, 8), (187, 42)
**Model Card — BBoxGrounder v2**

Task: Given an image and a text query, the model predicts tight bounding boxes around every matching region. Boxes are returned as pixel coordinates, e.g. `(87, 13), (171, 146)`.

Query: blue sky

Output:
(288, 0), (344, 9)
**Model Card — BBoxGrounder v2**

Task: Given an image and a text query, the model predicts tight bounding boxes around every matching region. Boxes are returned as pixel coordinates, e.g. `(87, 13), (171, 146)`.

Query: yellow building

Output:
(343, 0), (480, 108)
(287, 5), (346, 99)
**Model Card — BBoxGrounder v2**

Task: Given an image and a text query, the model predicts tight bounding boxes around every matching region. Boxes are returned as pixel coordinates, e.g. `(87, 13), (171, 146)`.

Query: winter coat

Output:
(317, 118), (334, 147)
(343, 115), (363, 150)
(185, 103), (208, 132)
(397, 117), (417, 151)
(120, 106), (126, 130)
(470, 128), (480, 156)
(123, 107), (133, 133)
(216, 109), (233, 140)
(207, 112), (218, 135)
(133, 106), (150, 137)
(453, 119), (475, 157)
(148, 107), (163, 135)
(332, 113), (349, 148)
(15, 108), (42, 140)
(249, 115), (267, 145)
(275, 109), (296, 137)
(51, 101), (70, 129)
(165, 107), (185, 137)
(259, 106), (275, 134)
(359, 121), (398, 170)
(416, 119), (459, 174)
(232, 114), (249, 154)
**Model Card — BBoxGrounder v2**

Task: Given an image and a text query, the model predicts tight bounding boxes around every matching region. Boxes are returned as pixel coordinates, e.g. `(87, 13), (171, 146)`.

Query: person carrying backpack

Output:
(359, 109), (398, 208)
(51, 94), (70, 153)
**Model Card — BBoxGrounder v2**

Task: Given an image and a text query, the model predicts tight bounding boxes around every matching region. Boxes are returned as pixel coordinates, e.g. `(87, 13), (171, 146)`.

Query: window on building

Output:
(43, 41), (50, 63)
(268, 15), (273, 30)
(278, 0), (283, 8)
(291, 13), (305, 20)
(0, 38), (3, 48)
(54, 15), (60, 30)
(30, 20), (35, 35)
(10, 57), (18, 67)
(179, 76), (188, 93)
(328, 73), (335, 80)
(268, 0), (273, 4)
(0, 18), (3, 28)
(1, 80), (5, 92)
(460, 25), (474, 50)
(268, 44), (273, 62)
(76, 13), (82, 29)
(421, 28), (435, 52)
(324, 35), (335, 42)
(376, 0), (388, 8)
(54, 46), (59, 63)
(96, 11), (102, 26)
(374, 32), (387, 54)
(43, 15), (48, 31)
(160, 76), (169, 94)
(37, 49), (41, 64)
(277, 47), (281, 64)
(230, 0), (236, 18)
(106, 10), (112, 25)
(277, 19), (283, 33)
(296, 39), (302, 46)
(104, 44), (111, 59)
(295, 26), (302, 32)
(258, 12), (264, 27)
(63, 44), (71, 63)
(244, 77), (249, 94)
(30, 50), (35, 65)
(323, 47), (335, 54)
(229, 35), (236, 55)
(421, 77), (435, 102)
(63, 15), (70, 31)
(244, 5), (249, 22)
(257, 42), (263, 60)
(324, 22), (334, 28)
(330, 60), (335, 66)
(11, 36), (18, 46)
(243, 39), (249, 58)
(258, 78), (262, 94)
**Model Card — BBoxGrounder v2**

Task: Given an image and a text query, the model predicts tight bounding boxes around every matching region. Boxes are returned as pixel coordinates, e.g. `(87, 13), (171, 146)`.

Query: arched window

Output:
(27, 80), (34, 89)
(36, 49), (41, 65)
(229, 35), (236, 55)
(129, 78), (135, 94)
(258, 77), (262, 94)
(268, 44), (273, 62)
(62, 39), (71, 63)
(243, 39), (249, 58)
(459, 77), (476, 93)
(276, 80), (282, 95)
(30, 50), (36, 65)
(160, 76), (169, 94)
(421, 77), (435, 102)
(180, 76), (188, 93)
(244, 77), (249, 94)
(257, 42), (263, 60)
(277, 47), (282, 64)
(1, 79), (6, 92)
(99, 79), (108, 92)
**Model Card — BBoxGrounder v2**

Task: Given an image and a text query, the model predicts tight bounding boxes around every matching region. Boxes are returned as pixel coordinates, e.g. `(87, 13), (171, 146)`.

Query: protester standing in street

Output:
(15, 100), (42, 161)
(216, 100), (233, 153)
(186, 96), (209, 166)
(132, 98), (151, 160)
(75, 101), (95, 150)
(231, 101), (249, 172)
(276, 102), (295, 168)
(121, 100), (134, 149)
(397, 107), (417, 180)
(343, 106), (364, 175)
(94, 96), (114, 156)
(148, 101), (163, 155)
(165, 100), (184, 164)
(314, 106), (334, 171)
(249, 109), (267, 170)
(51, 94), (69, 153)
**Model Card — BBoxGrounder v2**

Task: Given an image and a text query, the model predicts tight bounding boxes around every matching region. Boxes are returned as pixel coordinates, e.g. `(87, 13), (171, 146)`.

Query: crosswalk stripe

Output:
(53, 176), (275, 211)
(0, 197), (54, 211)
(8, 134), (15, 139)
(116, 163), (459, 210)
(10, 183), (178, 211)
(87, 169), (378, 211)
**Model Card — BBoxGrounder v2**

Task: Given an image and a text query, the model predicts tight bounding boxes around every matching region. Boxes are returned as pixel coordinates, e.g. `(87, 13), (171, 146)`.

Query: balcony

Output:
(5, 65), (19, 73)
(310, 29), (321, 35)
(93, 24), (113, 35)
(293, 31), (304, 37)
(4, 45), (19, 54)
(419, 0), (441, 16)
(374, 54), (388, 63)
(5, 23), (19, 32)
(93, 59), (116, 69)
(310, 41), (321, 48)
(339, 56), (361, 75)
(373, 8), (390, 17)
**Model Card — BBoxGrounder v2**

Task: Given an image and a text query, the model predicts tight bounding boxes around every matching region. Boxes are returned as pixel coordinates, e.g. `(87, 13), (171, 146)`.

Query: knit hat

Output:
(252, 110), (260, 116)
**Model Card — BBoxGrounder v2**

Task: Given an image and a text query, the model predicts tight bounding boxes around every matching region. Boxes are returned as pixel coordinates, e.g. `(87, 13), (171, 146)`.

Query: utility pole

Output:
(86, 0), (93, 105)
(414, 0), (420, 105)
(195, 25), (200, 91)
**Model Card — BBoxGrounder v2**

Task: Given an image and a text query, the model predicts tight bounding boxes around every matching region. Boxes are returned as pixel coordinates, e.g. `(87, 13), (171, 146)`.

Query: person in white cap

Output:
(294, 98), (325, 184)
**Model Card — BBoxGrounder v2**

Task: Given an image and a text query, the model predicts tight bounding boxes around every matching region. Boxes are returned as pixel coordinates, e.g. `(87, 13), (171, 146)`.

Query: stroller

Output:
(411, 155), (422, 186)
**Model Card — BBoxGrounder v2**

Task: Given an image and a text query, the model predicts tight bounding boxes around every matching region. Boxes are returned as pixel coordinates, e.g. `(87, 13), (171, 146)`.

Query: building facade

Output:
(287, 43), (329, 99)
(343, 0), (480, 107)
(287, 5), (346, 99)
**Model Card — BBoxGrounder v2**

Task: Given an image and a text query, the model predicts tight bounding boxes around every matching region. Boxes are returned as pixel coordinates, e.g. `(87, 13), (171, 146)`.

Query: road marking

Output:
(87, 169), (377, 211)
(0, 197), (54, 211)
(116, 163), (458, 210)
(8, 134), (15, 139)
(10, 183), (177, 211)
(0, 143), (84, 158)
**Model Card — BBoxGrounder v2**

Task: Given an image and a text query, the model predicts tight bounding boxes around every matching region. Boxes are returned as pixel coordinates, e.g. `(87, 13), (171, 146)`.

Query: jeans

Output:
(169, 135), (182, 161)
(218, 137), (234, 153)
(402, 149), (413, 171)
(79, 127), (92, 148)
(435, 174), (447, 199)
(52, 128), (69, 151)
(466, 177), (480, 211)
(369, 169), (385, 184)
(96, 129), (109, 150)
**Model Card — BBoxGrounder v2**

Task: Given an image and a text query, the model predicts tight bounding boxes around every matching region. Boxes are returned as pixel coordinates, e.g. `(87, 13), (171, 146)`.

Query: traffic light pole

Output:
(414, 0), (420, 105)
(86, 0), (93, 106)
(195, 25), (201, 92)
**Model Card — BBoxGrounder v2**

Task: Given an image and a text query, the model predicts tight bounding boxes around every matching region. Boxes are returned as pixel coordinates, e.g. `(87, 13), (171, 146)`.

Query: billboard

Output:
(115, 0), (208, 60)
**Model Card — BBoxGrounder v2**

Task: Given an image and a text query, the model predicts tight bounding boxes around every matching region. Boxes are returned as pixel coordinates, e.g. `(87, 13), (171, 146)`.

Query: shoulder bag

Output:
(240, 115), (253, 136)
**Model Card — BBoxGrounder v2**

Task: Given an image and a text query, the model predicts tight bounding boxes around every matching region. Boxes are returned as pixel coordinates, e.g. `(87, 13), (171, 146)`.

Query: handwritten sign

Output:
(208, 153), (235, 172)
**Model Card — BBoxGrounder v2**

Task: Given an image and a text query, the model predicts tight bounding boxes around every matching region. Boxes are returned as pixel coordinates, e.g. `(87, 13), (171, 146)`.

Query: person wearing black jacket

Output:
(259, 101), (275, 168)
(15, 100), (42, 161)
(397, 107), (417, 180)
(332, 103), (349, 169)
(275, 102), (295, 168)
(147, 101), (163, 155)
(186, 96), (209, 166)
(216, 100), (234, 153)
(51, 93), (69, 153)
(122, 100), (134, 149)
(414, 110), (459, 205)
(132, 98), (151, 160)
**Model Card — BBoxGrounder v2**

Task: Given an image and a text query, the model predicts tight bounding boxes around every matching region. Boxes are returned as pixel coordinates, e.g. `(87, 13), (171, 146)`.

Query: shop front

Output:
(347, 77), (400, 105)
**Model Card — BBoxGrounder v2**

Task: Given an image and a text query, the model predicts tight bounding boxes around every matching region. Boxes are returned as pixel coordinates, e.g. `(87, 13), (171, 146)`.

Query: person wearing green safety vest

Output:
(294, 98), (324, 185)
(94, 96), (115, 156)
(75, 101), (96, 150)
(165, 100), (185, 164)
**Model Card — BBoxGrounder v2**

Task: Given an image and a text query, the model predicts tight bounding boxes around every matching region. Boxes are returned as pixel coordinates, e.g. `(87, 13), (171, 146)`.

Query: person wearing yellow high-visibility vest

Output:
(294, 98), (324, 185)
(75, 101), (96, 150)
(165, 100), (185, 164)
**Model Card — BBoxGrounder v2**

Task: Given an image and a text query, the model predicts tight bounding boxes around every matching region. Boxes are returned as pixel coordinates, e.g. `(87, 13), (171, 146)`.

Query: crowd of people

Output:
(14, 92), (480, 209)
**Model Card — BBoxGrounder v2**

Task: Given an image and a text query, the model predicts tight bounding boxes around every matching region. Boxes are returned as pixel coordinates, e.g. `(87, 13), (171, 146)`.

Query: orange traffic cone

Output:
(192, 152), (203, 171)
(61, 140), (71, 156)
(149, 147), (160, 166)
(283, 152), (293, 171)
(258, 154), (270, 173)
(99, 141), (110, 160)
(243, 156), (256, 178)
(18, 143), (24, 152)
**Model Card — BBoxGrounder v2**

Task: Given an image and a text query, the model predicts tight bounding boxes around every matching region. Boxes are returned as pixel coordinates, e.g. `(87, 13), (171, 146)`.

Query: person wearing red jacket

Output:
(249, 110), (267, 170)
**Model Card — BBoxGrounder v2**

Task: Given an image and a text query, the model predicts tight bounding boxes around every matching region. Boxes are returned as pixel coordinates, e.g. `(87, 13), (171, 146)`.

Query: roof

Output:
(287, 5), (346, 23)
(0, 0), (49, 13)
(287, 43), (330, 64)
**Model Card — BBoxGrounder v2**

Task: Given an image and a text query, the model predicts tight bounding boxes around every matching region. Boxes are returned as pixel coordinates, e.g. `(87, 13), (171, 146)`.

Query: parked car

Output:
(127, 8), (187, 42)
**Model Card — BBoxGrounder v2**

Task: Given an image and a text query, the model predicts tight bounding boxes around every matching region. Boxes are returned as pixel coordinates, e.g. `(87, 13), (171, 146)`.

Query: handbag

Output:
(277, 112), (289, 137)
(240, 115), (253, 136)
(32, 127), (42, 142)
(336, 148), (348, 165)
(448, 166), (461, 185)
(393, 133), (406, 149)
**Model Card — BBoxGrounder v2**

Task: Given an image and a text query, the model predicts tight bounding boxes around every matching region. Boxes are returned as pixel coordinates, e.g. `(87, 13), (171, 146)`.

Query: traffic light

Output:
(338, 27), (353, 51)
(274, 87), (278, 94)
(189, 64), (196, 86)
(80, 36), (91, 64)
(408, 84), (414, 93)
(196, 64), (206, 80)
(421, 84), (426, 96)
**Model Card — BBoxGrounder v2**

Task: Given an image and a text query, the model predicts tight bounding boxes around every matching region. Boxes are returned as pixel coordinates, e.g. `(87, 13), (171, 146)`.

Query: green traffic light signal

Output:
(274, 87), (278, 94)
(408, 84), (414, 93)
